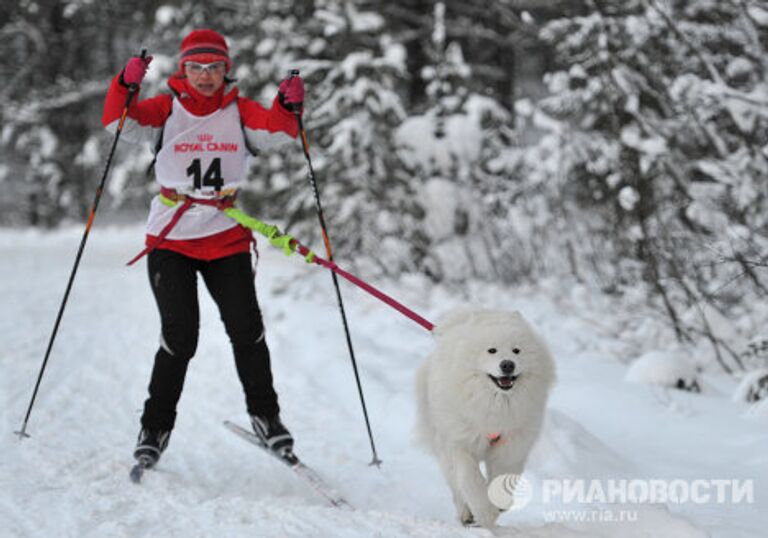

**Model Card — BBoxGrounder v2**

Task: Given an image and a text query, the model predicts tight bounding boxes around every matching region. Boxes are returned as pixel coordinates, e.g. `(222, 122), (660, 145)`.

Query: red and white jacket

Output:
(102, 74), (298, 261)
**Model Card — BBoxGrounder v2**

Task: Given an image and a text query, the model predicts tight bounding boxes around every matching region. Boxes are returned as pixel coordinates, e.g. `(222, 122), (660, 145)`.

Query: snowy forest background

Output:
(2, 0), (768, 386)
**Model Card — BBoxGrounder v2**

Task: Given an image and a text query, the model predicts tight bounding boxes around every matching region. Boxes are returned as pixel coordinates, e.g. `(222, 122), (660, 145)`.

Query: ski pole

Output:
(288, 69), (382, 466)
(15, 50), (147, 439)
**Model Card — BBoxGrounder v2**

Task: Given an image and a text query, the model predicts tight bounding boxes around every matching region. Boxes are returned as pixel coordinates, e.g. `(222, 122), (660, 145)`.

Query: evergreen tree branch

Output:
(643, 0), (726, 85)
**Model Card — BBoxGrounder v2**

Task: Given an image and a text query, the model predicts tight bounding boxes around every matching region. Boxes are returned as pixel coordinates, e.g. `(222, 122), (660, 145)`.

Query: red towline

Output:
(292, 240), (435, 333)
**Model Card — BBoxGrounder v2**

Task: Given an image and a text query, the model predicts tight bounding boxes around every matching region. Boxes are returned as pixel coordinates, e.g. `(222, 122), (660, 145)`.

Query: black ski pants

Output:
(141, 249), (279, 431)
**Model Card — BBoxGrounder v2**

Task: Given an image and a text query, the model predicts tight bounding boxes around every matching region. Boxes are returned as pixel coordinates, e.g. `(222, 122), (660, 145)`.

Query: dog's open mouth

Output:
(488, 373), (519, 391)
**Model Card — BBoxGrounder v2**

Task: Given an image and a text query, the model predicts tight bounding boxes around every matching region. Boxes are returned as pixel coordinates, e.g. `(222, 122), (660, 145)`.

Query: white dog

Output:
(416, 308), (555, 528)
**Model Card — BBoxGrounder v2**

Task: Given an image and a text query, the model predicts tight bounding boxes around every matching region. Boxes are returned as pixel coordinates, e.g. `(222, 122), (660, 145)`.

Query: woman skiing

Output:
(102, 29), (305, 469)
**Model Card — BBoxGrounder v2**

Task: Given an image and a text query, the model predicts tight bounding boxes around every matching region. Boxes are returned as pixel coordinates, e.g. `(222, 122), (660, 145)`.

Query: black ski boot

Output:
(133, 428), (171, 469)
(249, 414), (293, 457)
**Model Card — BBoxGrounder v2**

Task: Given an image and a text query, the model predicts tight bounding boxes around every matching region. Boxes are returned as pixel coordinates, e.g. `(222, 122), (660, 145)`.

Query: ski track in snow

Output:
(1, 226), (765, 537)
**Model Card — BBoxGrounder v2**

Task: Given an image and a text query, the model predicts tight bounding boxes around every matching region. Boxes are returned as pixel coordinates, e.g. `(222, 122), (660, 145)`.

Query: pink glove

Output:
(278, 76), (305, 108)
(122, 55), (153, 86)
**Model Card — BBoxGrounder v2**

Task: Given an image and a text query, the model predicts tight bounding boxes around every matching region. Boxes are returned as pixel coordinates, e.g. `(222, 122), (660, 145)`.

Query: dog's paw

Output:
(472, 503), (501, 529)
(459, 505), (475, 526)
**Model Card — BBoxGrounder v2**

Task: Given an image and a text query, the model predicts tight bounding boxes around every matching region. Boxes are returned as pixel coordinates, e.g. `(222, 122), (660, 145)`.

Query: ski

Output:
(223, 420), (352, 509)
(129, 456), (154, 484)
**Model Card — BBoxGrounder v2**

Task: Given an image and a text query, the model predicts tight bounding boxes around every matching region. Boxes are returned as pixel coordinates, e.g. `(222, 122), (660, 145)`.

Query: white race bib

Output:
(155, 98), (247, 193)
(147, 98), (249, 239)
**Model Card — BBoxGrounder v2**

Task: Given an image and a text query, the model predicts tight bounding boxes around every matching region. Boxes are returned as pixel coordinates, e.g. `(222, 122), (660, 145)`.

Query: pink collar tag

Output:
(487, 432), (502, 446)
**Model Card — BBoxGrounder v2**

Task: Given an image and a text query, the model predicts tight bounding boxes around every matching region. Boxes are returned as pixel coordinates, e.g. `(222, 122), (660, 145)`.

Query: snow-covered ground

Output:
(1, 226), (765, 537)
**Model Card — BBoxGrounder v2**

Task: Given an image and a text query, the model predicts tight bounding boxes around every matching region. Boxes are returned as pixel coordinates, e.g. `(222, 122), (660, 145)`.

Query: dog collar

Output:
(487, 432), (502, 446)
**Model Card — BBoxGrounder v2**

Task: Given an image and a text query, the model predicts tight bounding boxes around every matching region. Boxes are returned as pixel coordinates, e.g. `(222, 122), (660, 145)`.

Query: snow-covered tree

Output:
(248, 0), (417, 277)
(0, 0), (170, 226)
(528, 0), (768, 371)
(392, 3), (505, 283)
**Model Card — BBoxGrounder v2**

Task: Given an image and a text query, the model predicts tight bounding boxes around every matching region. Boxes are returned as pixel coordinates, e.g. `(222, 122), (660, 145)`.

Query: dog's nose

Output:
(500, 360), (516, 375)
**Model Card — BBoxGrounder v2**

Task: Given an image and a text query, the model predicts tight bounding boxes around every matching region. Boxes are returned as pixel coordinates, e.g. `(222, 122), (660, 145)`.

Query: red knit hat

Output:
(179, 29), (231, 73)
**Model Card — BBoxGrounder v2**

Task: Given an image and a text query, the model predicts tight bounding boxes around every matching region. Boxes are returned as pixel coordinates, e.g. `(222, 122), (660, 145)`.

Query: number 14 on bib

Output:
(187, 158), (224, 191)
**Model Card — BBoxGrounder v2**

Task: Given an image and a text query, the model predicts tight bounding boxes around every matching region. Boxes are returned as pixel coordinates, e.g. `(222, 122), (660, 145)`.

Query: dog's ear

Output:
(433, 308), (530, 339)
(433, 306), (481, 338)
(505, 310), (534, 332)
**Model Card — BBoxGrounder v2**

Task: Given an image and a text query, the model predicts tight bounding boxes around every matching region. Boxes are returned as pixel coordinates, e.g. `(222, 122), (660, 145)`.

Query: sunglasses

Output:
(185, 61), (227, 75)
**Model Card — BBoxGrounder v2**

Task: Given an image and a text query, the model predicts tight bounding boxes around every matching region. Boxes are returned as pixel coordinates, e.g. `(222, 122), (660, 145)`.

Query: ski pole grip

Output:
(286, 68), (303, 115)
(126, 49), (148, 99)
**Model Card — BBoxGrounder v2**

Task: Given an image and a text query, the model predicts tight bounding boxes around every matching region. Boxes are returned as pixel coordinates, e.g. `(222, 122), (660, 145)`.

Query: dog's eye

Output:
(488, 348), (497, 354)
(512, 348), (521, 354)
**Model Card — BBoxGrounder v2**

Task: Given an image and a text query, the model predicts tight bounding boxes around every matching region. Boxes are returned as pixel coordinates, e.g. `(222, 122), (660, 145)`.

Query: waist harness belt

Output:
(127, 187), (239, 266)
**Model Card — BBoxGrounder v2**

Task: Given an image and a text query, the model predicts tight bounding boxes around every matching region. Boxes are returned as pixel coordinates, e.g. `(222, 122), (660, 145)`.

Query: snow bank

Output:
(733, 368), (768, 403)
(625, 350), (700, 392)
(1, 226), (765, 537)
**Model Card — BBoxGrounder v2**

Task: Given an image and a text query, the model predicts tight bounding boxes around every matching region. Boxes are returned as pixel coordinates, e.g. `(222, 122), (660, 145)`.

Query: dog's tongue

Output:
(499, 376), (513, 386)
